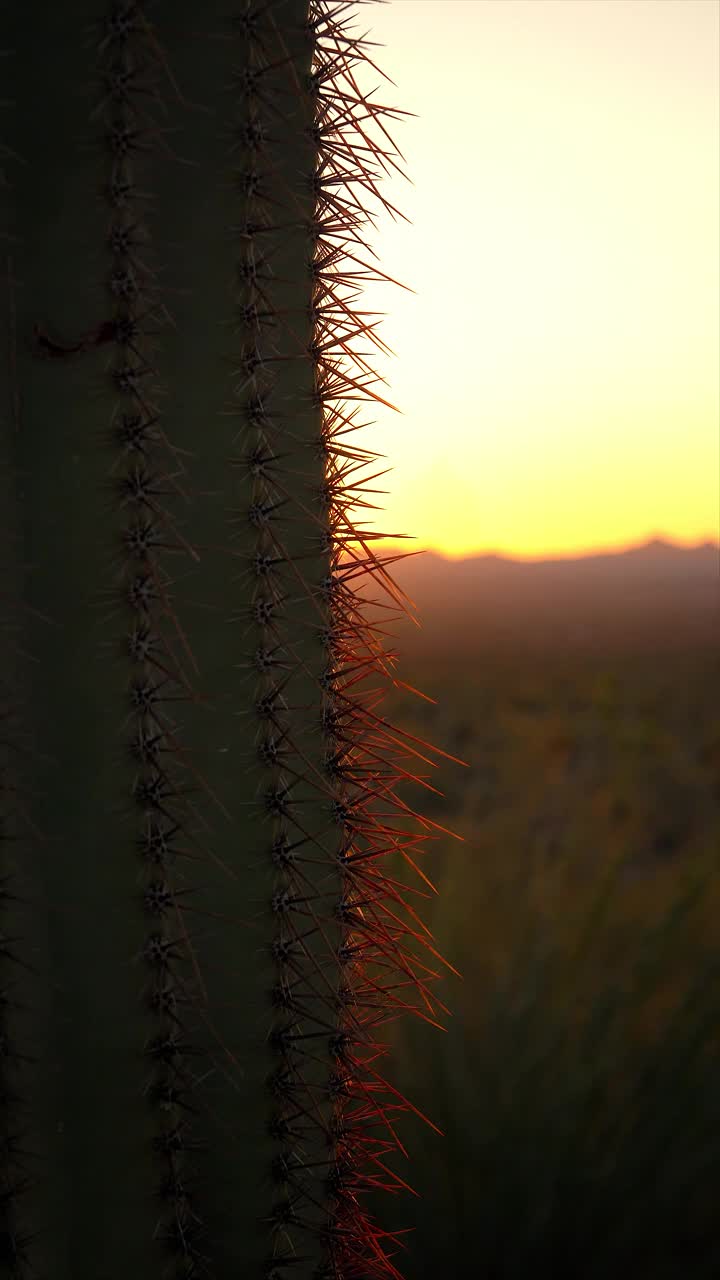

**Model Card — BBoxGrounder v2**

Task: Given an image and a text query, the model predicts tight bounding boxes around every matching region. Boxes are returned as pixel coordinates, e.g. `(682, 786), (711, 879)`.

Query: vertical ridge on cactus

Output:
(0, 3), (464, 1276)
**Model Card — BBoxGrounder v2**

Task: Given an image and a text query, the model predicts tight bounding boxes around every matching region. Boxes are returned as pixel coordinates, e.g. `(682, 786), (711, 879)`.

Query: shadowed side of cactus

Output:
(0, 3), (464, 1277)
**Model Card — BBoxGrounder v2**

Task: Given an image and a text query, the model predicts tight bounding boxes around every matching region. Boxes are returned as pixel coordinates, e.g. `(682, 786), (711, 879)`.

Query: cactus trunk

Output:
(1, 3), (459, 1277)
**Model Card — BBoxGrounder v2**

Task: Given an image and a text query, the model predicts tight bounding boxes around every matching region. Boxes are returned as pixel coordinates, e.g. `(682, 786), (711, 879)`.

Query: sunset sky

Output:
(346, 0), (719, 561)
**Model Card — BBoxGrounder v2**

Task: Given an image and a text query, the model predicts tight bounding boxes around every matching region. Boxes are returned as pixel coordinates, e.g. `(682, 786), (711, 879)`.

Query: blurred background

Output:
(340, 1), (720, 1274)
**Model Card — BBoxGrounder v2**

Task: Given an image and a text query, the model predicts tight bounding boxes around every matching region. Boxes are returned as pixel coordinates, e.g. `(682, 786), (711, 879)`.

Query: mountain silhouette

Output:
(346, 539), (719, 656)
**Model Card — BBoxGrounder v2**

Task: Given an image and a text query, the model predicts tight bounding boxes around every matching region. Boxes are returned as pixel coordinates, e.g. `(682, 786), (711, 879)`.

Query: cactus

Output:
(0, 2), (463, 1277)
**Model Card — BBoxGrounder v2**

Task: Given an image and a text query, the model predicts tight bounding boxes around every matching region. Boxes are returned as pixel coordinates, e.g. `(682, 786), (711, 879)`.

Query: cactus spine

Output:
(0, 3), (459, 1276)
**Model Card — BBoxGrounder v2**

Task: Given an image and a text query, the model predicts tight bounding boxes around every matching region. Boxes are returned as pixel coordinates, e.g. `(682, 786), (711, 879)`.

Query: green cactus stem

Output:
(0, 2), (464, 1277)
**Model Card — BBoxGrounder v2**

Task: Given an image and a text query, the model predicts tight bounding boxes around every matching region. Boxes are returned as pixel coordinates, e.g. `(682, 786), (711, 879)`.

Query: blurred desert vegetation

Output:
(355, 539), (720, 1277)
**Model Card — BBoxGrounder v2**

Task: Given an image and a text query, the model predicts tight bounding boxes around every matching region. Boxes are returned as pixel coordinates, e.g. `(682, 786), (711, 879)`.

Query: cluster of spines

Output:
(228, 5), (463, 1279)
(218, 7), (350, 1274)
(90, 5), (211, 1274)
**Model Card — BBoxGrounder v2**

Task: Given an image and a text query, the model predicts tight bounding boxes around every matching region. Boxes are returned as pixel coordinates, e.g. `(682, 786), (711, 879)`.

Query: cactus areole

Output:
(0, 3), (462, 1276)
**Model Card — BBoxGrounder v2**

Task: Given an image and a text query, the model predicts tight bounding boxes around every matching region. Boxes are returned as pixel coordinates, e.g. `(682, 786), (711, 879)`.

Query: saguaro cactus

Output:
(0, 2), (462, 1276)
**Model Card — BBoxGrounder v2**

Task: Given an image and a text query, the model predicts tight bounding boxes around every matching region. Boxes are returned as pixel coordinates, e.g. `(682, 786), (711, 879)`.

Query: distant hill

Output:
(344, 539), (720, 656)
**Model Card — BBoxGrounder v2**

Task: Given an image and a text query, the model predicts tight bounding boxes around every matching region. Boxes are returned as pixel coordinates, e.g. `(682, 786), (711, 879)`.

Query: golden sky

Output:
(346, 0), (719, 560)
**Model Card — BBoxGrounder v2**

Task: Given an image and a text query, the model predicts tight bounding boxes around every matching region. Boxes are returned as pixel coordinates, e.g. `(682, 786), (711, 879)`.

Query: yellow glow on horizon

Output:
(345, 0), (719, 561)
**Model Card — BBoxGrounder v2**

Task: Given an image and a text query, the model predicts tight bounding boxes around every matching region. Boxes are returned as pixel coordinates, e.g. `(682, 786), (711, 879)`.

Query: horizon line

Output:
(340, 534), (720, 565)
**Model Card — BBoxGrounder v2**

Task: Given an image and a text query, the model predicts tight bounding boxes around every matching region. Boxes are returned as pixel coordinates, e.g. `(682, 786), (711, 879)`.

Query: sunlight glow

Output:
(347, 0), (719, 560)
